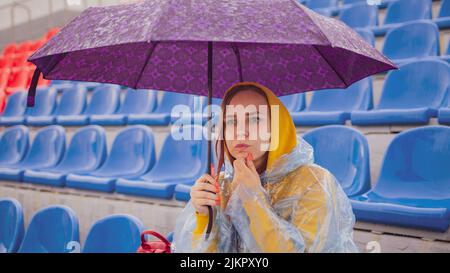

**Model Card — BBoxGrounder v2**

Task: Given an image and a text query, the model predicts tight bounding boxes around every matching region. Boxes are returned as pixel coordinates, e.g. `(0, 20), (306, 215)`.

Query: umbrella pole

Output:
(205, 41), (214, 240)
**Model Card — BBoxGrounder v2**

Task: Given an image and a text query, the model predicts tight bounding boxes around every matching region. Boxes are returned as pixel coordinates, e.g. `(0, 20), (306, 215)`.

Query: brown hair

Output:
(214, 84), (270, 179)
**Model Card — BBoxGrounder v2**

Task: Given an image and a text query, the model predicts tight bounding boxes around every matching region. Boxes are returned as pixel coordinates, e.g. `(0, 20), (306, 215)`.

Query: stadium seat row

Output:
(1, 59), (449, 127)
(304, 0), (450, 35)
(0, 124), (449, 232)
(0, 198), (173, 253)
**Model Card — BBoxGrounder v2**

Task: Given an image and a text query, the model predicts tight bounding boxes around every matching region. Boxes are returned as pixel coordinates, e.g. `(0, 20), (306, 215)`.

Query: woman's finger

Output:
(194, 182), (218, 193)
(192, 190), (218, 200)
(196, 198), (218, 207)
(196, 174), (216, 185)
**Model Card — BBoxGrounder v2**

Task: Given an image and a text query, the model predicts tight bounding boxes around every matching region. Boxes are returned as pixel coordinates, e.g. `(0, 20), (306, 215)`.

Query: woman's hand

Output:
(190, 173), (220, 216)
(231, 153), (262, 192)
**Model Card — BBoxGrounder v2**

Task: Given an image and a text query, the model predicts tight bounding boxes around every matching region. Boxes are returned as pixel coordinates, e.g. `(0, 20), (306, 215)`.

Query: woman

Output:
(173, 82), (358, 253)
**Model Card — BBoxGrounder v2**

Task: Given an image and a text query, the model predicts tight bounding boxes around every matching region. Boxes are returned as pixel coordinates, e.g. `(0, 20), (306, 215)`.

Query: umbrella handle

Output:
(27, 67), (41, 107)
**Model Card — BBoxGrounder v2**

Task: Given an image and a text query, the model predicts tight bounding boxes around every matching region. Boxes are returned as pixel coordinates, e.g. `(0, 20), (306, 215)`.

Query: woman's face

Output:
(224, 89), (271, 162)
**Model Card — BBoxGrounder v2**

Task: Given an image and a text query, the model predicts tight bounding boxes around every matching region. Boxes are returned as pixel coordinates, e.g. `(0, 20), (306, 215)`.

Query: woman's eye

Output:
(249, 116), (261, 123)
(226, 119), (236, 125)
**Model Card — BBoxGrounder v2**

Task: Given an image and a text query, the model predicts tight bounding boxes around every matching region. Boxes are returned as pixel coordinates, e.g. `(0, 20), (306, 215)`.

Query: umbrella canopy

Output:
(28, 0), (396, 100)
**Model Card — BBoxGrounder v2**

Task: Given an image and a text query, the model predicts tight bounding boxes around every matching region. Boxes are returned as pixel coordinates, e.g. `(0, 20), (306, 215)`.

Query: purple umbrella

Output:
(26, 0), (397, 238)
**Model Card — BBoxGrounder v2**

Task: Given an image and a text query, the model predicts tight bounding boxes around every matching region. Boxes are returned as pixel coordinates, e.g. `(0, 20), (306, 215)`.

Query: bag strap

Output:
(141, 230), (171, 246)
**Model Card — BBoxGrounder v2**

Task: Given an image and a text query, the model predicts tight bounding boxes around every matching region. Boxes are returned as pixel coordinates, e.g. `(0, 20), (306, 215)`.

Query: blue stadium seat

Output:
(382, 21), (440, 66)
(0, 125), (29, 167)
(438, 89), (450, 125)
(127, 91), (198, 126)
(27, 85), (87, 126)
(23, 126), (107, 187)
(18, 205), (79, 253)
(1, 88), (57, 126)
(83, 214), (144, 253)
(279, 93), (306, 112)
(339, 3), (379, 29)
(351, 60), (450, 125)
(292, 77), (373, 126)
(434, 0), (450, 29)
(174, 184), (192, 201)
(116, 125), (207, 199)
(180, 97), (222, 125)
(0, 125), (65, 182)
(372, 0), (432, 37)
(90, 89), (157, 126)
(305, 0), (339, 16)
(355, 28), (375, 46)
(0, 92), (27, 126)
(57, 84), (120, 126)
(49, 80), (75, 91)
(0, 198), (24, 253)
(351, 126), (450, 232)
(441, 42), (450, 64)
(303, 126), (371, 197)
(167, 232), (174, 243)
(23, 87), (58, 126)
(66, 126), (156, 193)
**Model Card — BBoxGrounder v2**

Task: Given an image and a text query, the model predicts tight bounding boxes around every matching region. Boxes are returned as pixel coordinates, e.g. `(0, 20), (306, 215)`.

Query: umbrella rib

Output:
(134, 41), (159, 89)
(313, 45), (347, 86)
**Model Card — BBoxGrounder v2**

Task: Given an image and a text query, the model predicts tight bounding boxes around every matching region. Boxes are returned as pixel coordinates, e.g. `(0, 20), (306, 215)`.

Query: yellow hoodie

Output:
(181, 82), (357, 253)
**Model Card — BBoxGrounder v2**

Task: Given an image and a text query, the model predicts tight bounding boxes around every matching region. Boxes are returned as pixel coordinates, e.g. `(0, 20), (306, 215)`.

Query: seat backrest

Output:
(306, 0), (339, 9)
(143, 125), (207, 181)
(373, 126), (450, 204)
(439, 0), (450, 18)
(1, 91), (27, 117)
(340, 4), (379, 28)
(18, 205), (79, 253)
(377, 59), (450, 110)
(355, 28), (375, 46)
(156, 91), (196, 114)
(303, 125), (371, 196)
(24, 87), (57, 117)
(97, 126), (155, 176)
(53, 125), (107, 172)
(54, 85), (87, 116)
(20, 125), (65, 169)
(0, 125), (29, 166)
(82, 214), (144, 253)
(0, 198), (24, 253)
(308, 77), (373, 111)
(118, 89), (157, 115)
(7, 68), (28, 88)
(279, 93), (306, 112)
(84, 84), (121, 115)
(383, 0), (432, 25)
(383, 21), (439, 60)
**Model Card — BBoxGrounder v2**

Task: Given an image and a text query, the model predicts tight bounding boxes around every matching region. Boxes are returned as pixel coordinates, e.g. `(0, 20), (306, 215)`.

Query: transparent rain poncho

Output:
(172, 136), (358, 253)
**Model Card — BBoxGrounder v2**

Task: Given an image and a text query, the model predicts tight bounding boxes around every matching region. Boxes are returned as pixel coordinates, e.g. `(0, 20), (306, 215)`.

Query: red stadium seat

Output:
(5, 67), (29, 95)
(0, 68), (10, 92)
(16, 41), (33, 54)
(2, 43), (17, 56)
(12, 54), (30, 68)
(0, 56), (13, 69)
(0, 89), (5, 113)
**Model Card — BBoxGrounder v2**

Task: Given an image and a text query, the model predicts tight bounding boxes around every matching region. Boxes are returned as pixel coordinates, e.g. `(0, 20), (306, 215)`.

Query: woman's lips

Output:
(234, 143), (250, 150)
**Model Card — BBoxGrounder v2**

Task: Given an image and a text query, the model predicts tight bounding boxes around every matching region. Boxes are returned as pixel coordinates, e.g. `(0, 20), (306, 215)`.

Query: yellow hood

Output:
(220, 82), (298, 170)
